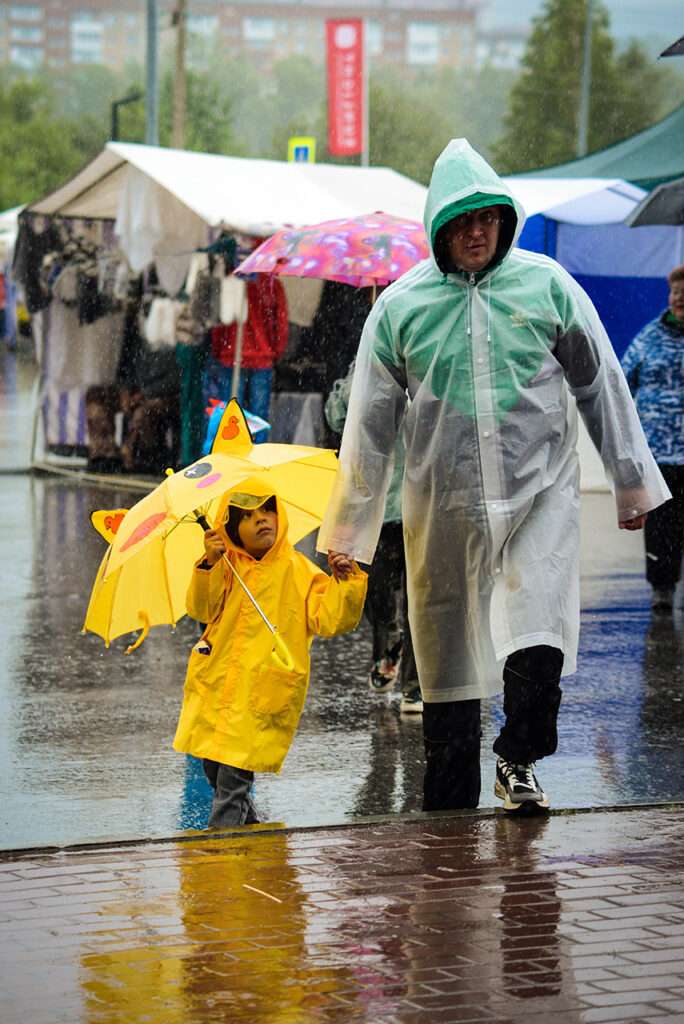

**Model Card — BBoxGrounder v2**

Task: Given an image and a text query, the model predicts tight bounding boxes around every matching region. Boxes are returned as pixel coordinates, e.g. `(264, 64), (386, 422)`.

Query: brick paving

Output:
(0, 806), (683, 1023)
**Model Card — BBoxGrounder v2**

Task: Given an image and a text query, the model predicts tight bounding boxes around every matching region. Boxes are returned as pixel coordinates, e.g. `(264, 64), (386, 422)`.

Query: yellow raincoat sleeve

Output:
(306, 565), (368, 638)
(186, 559), (232, 625)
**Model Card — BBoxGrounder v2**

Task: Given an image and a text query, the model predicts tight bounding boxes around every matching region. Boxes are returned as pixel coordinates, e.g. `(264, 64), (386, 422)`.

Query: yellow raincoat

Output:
(173, 496), (367, 772)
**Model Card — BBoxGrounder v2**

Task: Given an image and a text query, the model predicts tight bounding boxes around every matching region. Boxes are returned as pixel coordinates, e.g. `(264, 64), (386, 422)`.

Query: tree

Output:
(492, 0), (671, 173)
(0, 74), (104, 209)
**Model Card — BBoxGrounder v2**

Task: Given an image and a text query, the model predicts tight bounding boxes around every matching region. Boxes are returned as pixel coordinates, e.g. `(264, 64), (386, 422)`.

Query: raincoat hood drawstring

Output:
(463, 274), (492, 341)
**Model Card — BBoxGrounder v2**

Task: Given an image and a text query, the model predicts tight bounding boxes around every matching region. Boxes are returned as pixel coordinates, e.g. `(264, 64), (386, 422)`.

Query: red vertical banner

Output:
(326, 19), (364, 157)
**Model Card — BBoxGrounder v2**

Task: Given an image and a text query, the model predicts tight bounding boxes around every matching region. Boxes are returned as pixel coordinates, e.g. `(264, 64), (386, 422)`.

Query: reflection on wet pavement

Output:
(1, 808), (683, 1022)
(1, 469), (682, 850)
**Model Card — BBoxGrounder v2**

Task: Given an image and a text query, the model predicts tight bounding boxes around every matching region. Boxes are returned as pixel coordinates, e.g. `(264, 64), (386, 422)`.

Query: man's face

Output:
(444, 206), (502, 274)
(237, 506), (278, 558)
(669, 281), (684, 322)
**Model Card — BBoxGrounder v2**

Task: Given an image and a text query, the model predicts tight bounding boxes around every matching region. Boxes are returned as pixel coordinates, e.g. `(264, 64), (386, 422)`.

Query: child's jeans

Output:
(202, 759), (259, 827)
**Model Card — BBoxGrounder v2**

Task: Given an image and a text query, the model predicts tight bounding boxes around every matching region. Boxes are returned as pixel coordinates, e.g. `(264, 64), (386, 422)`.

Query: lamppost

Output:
(110, 90), (144, 142)
(576, 0), (594, 157)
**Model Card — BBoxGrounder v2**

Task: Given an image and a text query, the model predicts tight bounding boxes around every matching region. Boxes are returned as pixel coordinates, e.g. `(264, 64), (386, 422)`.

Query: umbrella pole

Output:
(195, 514), (295, 671)
(230, 287), (248, 400)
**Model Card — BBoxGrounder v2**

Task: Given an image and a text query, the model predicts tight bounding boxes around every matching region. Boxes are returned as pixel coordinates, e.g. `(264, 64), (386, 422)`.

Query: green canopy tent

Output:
(517, 102), (684, 192)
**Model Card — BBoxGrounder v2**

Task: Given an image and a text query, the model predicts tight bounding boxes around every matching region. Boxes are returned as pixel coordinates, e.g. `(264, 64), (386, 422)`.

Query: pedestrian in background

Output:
(621, 264), (684, 614)
(320, 139), (669, 815)
(325, 358), (422, 713)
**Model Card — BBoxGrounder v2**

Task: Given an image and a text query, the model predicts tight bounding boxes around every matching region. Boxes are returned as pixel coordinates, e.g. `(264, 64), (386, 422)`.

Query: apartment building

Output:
(0, 0), (482, 74)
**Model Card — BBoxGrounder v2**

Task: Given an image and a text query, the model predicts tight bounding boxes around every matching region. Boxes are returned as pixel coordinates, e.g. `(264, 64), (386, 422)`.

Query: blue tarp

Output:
(518, 213), (674, 357)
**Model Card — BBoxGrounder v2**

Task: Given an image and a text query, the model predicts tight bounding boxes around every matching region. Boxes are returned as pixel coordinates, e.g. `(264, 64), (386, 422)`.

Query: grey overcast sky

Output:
(483, 0), (684, 47)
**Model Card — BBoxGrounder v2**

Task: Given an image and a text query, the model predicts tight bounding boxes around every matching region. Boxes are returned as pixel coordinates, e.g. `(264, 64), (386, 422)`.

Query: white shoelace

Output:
(499, 760), (537, 790)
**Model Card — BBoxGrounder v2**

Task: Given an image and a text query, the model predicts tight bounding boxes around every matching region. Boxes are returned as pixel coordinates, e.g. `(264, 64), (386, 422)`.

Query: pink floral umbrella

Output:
(235, 211), (429, 288)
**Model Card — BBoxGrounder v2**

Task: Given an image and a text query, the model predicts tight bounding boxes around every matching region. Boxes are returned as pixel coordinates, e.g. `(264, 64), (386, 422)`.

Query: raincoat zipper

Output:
(466, 272), (475, 336)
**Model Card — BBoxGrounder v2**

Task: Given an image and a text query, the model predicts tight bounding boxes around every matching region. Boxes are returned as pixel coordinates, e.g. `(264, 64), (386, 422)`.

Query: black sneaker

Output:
(368, 638), (402, 694)
(495, 758), (549, 812)
(652, 588), (674, 614)
(400, 687), (423, 713)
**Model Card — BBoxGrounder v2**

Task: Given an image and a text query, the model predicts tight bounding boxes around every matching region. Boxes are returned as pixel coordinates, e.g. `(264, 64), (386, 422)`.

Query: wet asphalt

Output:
(1, 344), (683, 851)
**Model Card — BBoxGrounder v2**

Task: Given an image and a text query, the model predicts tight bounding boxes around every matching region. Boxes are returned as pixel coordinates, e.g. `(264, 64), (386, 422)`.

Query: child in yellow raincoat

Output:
(173, 488), (367, 827)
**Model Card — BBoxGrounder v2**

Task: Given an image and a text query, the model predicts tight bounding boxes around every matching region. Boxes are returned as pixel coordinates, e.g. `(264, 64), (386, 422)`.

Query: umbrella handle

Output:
(271, 631), (296, 672)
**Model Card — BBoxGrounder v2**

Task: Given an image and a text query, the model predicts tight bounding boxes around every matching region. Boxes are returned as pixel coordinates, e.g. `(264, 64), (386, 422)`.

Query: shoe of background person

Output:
(368, 654), (399, 693)
(368, 638), (402, 693)
(400, 687), (423, 713)
(494, 758), (549, 812)
(652, 587), (674, 614)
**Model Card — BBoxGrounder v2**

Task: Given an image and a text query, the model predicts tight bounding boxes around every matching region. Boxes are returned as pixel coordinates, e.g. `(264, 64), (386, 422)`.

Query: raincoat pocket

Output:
(248, 663), (307, 720)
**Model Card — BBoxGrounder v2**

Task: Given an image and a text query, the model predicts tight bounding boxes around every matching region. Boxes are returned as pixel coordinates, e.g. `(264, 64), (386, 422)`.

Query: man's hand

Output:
(617, 487), (650, 532)
(619, 513), (647, 531)
(203, 529), (227, 565)
(328, 550), (354, 580)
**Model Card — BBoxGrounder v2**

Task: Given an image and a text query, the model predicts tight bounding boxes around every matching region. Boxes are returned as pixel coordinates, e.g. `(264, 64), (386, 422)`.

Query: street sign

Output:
(287, 137), (316, 163)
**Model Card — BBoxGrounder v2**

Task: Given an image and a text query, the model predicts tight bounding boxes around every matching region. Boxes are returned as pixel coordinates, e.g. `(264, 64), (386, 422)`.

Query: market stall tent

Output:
(507, 104), (684, 354)
(26, 141), (429, 293)
(517, 102), (684, 191)
(24, 143), (661, 490)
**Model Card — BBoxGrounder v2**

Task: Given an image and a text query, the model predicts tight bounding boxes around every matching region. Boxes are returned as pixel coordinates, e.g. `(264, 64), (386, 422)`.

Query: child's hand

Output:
(619, 512), (647, 531)
(328, 550), (354, 580)
(203, 529), (227, 565)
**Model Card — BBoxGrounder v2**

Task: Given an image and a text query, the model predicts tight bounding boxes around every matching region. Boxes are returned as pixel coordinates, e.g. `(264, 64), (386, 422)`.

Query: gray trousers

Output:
(202, 759), (259, 827)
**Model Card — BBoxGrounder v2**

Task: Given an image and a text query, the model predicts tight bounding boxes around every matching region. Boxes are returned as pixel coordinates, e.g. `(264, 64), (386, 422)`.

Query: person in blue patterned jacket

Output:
(621, 264), (684, 613)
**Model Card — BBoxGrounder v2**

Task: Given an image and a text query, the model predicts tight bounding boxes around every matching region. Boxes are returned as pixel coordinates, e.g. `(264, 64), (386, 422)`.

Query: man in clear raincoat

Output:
(319, 139), (670, 814)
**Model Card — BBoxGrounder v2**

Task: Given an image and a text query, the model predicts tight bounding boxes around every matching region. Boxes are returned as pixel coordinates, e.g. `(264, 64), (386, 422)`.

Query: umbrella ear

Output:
(90, 509), (129, 544)
(210, 398), (254, 455)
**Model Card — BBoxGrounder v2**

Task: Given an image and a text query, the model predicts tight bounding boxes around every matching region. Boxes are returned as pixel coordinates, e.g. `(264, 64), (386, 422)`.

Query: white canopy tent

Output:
(27, 141), (430, 228)
(25, 145), (653, 490)
(504, 177), (646, 224)
(27, 142), (429, 293)
(0, 204), (22, 259)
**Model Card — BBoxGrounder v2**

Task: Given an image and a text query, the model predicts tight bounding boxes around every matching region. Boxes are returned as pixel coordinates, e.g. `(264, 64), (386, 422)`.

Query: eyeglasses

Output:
(448, 209), (501, 237)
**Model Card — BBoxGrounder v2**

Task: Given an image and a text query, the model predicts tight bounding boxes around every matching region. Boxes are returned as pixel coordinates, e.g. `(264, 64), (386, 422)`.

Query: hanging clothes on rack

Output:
(203, 274), (288, 433)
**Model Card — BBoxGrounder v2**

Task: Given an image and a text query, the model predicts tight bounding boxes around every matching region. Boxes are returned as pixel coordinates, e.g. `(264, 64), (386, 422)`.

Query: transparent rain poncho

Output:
(318, 139), (670, 703)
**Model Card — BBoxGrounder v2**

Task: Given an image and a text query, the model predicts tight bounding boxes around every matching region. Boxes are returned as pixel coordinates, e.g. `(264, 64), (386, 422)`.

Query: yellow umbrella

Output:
(103, 399), (338, 578)
(83, 511), (205, 652)
(83, 400), (340, 659)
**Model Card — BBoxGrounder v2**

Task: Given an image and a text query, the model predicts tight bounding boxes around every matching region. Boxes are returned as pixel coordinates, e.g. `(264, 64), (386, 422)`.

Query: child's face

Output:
(237, 507), (278, 558)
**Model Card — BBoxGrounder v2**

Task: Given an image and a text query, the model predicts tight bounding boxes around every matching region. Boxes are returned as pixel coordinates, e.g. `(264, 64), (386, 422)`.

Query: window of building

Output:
(188, 15), (218, 37)
(71, 16), (103, 63)
(72, 47), (102, 63)
(365, 20), (382, 58)
(10, 24), (41, 41)
(10, 44), (43, 67)
(242, 17), (274, 43)
(407, 22), (440, 65)
(9, 5), (42, 21)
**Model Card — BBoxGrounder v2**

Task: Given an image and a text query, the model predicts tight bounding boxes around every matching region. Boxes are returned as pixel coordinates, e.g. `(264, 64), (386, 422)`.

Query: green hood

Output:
(424, 139), (526, 277)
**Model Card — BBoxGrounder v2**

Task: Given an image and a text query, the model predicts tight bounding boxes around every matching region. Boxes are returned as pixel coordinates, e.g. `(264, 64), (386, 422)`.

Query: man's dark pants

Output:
(645, 464), (684, 589)
(422, 645), (563, 811)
